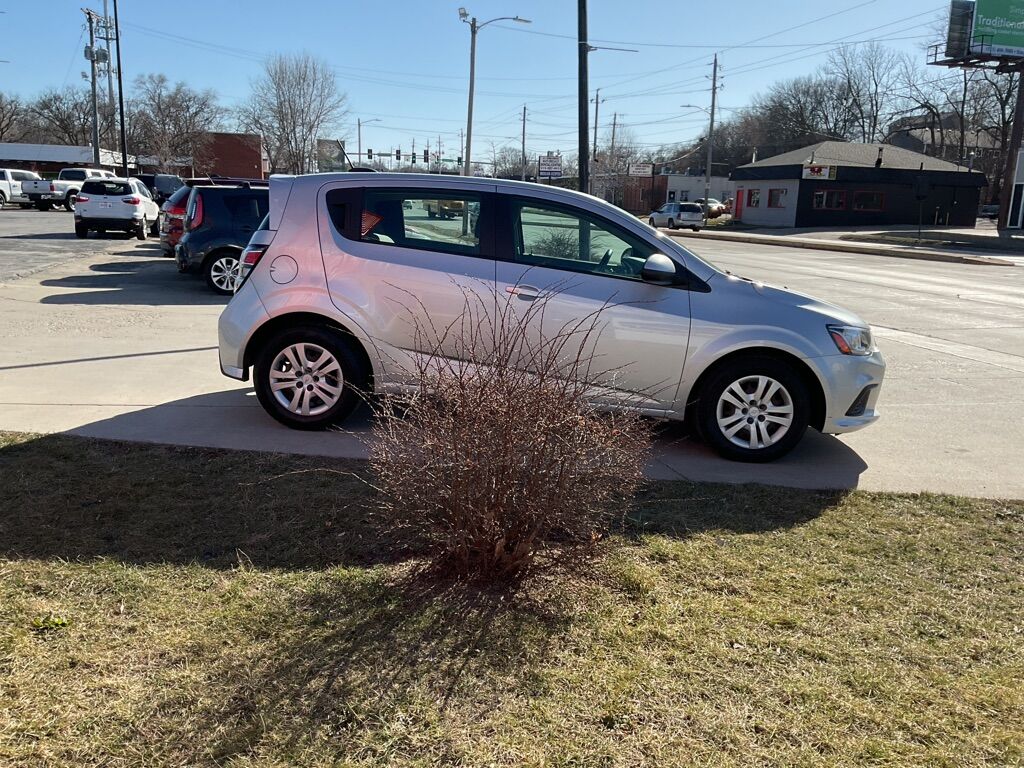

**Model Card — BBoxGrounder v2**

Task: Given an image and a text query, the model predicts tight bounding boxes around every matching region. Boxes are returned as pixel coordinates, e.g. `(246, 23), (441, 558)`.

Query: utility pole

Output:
(609, 112), (617, 161)
(577, 0), (589, 193)
(112, 0), (128, 177)
(703, 53), (719, 226)
(591, 88), (602, 158)
(101, 0), (115, 108)
(83, 9), (101, 166)
(460, 129), (464, 174)
(521, 105), (527, 181)
(411, 137), (416, 168)
(438, 134), (443, 173)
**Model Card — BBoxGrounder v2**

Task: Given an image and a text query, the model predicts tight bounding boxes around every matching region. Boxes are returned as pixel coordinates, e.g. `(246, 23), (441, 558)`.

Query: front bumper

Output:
(816, 349), (886, 434)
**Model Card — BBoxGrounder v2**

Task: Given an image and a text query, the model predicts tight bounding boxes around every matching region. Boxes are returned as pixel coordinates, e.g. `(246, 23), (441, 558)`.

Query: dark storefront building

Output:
(731, 142), (985, 228)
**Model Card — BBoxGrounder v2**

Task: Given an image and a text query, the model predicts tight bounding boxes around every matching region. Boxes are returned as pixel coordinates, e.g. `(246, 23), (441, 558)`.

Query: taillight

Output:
(166, 203), (186, 219)
(188, 194), (204, 230)
(76, 195), (90, 203)
(122, 196), (141, 205)
(49, 182), (56, 192)
(237, 244), (268, 289)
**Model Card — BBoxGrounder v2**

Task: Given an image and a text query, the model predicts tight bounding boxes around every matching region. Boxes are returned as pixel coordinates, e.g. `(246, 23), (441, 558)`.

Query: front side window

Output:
(512, 199), (654, 281)
(747, 189), (761, 208)
(768, 188), (787, 208)
(853, 191), (884, 211)
(813, 190), (846, 210)
(361, 190), (482, 256)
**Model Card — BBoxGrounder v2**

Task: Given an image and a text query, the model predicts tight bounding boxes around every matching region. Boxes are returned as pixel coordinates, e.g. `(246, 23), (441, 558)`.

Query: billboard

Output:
(537, 154), (562, 179)
(973, 0), (1024, 58)
(628, 162), (654, 177)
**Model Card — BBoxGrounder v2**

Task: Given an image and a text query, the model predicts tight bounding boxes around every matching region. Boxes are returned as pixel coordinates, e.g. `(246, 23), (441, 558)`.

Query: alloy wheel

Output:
(210, 256), (241, 292)
(715, 375), (794, 450)
(269, 343), (344, 417)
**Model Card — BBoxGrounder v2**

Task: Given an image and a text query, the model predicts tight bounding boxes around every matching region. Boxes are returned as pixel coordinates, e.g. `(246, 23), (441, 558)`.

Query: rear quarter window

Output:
(223, 192), (270, 225)
(680, 203), (702, 213)
(82, 180), (132, 196)
(62, 170), (88, 181)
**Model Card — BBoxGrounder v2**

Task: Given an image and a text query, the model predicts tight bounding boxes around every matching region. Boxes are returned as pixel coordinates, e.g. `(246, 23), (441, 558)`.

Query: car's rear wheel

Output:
(149, 215), (160, 236)
(35, 201), (52, 211)
(74, 223), (88, 238)
(64, 192), (77, 212)
(696, 356), (809, 462)
(135, 218), (147, 240)
(692, 226), (701, 232)
(204, 251), (241, 295)
(254, 326), (366, 430)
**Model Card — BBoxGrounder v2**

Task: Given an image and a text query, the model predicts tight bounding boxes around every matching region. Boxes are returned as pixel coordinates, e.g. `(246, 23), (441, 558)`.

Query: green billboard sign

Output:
(973, 0), (1024, 58)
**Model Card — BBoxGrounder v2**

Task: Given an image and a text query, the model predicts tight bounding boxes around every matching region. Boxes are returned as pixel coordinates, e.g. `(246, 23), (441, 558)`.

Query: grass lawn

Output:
(1, 431), (1021, 766)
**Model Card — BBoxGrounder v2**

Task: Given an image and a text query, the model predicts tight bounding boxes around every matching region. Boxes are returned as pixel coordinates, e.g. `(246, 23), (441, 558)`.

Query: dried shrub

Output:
(370, 283), (651, 582)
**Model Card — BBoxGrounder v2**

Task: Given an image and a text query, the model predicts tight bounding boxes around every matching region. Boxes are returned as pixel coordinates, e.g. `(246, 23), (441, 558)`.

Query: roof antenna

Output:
(337, 139), (376, 173)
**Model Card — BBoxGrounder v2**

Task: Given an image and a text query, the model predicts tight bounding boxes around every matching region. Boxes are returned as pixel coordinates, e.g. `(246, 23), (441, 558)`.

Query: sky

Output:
(1, 0), (951, 164)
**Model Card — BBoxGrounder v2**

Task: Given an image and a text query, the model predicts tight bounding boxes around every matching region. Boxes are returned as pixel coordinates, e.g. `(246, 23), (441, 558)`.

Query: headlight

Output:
(827, 324), (873, 356)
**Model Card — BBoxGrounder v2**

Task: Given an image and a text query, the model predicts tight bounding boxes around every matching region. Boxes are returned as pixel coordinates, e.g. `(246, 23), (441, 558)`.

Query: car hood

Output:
(725, 273), (868, 327)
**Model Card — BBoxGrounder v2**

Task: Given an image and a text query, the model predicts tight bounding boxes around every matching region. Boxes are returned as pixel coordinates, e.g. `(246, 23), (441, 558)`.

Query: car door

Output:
(652, 204), (668, 227)
(318, 183), (498, 385)
(493, 193), (692, 413)
(133, 180), (159, 220)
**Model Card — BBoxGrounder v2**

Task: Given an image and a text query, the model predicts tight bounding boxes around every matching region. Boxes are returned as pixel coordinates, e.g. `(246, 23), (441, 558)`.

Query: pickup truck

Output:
(0, 168), (43, 208)
(23, 167), (116, 211)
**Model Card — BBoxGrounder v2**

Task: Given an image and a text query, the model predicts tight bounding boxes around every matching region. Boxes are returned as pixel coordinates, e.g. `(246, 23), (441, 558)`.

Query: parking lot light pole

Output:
(358, 118), (380, 165)
(460, 8), (531, 178)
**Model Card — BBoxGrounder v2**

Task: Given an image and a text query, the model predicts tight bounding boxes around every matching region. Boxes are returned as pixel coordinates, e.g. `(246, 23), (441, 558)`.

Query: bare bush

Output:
(369, 284), (651, 582)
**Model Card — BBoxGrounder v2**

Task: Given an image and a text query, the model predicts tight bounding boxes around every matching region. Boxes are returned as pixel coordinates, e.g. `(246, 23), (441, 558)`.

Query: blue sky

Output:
(2, 0), (948, 161)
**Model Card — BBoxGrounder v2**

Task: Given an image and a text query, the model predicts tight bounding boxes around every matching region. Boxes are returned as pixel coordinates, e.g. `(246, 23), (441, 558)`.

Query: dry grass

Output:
(1, 431), (1022, 766)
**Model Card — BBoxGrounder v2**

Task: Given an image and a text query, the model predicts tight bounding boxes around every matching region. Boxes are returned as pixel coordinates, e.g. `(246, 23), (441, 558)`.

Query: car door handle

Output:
(505, 285), (542, 300)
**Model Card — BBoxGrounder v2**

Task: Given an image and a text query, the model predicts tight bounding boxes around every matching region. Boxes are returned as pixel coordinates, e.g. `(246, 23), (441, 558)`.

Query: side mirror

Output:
(641, 253), (677, 285)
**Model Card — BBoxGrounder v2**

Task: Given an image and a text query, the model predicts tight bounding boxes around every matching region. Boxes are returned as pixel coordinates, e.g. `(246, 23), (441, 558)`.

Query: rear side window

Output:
(361, 190), (483, 256)
(223, 192), (269, 227)
(12, 171), (38, 181)
(680, 203), (702, 213)
(166, 186), (191, 206)
(62, 170), (88, 181)
(82, 180), (132, 196)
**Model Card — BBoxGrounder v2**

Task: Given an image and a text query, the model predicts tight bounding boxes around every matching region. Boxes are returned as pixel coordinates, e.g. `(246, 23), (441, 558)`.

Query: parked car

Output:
(176, 184), (270, 294)
(694, 197), (726, 218)
(978, 204), (1000, 220)
(134, 173), (184, 204)
(0, 169), (43, 208)
(159, 185), (192, 256)
(648, 201), (703, 231)
(73, 177), (161, 239)
(218, 174), (885, 462)
(424, 198), (464, 219)
(23, 167), (116, 211)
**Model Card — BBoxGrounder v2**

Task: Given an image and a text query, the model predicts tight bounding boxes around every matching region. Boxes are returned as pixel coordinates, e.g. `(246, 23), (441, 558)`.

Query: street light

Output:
(460, 9), (531, 178)
(358, 118), (381, 165)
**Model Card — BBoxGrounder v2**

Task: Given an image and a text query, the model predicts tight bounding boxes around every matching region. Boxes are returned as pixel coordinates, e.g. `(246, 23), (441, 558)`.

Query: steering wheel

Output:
(597, 247), (614, 269)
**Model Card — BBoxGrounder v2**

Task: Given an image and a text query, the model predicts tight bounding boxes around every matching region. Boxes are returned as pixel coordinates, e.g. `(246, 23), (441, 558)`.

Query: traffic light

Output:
(367, 148), (372, 160)
(395, 149), (401, 161)
(457, 156), (462, 165)
(423, 149), (429, 163)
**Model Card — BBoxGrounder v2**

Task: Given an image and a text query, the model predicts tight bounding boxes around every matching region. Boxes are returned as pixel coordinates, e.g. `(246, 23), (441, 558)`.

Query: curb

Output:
(663, 229), (1018, 267)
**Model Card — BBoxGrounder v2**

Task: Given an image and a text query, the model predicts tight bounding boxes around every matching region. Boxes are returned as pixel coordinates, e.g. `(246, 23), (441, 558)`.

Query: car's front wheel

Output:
(667, 218), (676, 229)
(204, 252), (241, 295)
(254, 326), (367, 430)
(74, 223), (88, 238)
(696, 356), (809, 462)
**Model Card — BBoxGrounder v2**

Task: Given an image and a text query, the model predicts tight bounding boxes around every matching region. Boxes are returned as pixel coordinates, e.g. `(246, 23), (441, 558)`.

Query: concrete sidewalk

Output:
(663, 226), (1021, 267)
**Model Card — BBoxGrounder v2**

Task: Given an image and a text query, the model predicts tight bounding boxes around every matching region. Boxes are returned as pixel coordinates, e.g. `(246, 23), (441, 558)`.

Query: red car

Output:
(159, 185), (191, 256)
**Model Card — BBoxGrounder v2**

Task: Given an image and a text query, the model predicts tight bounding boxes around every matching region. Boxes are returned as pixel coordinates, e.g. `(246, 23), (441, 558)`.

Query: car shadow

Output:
(39, 257), (227, 306)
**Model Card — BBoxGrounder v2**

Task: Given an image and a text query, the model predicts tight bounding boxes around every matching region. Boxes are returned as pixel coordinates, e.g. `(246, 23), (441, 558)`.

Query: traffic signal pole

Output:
(577, 0), (589, 193)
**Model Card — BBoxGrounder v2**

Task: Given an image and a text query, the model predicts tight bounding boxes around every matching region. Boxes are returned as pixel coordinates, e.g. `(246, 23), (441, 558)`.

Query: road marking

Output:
(874, 326), (1024, 373)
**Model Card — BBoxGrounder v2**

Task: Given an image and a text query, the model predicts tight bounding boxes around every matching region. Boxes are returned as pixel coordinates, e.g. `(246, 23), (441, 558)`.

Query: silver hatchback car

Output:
(219, 173), (884, 462)
(649, 201), (704, 231)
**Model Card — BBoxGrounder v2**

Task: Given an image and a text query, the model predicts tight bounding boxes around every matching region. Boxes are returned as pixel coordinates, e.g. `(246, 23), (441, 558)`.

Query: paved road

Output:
(0, 208), (1021, 498)
(0, 208), (126, 280)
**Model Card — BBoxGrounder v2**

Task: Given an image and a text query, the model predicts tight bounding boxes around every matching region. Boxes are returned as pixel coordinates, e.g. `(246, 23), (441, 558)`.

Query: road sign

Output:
(538, 154), (562, 179)
(629, 162), (654, 177)
(973, 0), (1024, 58)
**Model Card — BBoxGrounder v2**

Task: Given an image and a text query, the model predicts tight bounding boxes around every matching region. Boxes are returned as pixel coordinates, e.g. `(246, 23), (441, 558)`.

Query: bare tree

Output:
(27, 87), (95, 146)
(131, 74), (223, 172)
(0, 92), (27, 142)
(827, 43), (903, 143)
(239, 53), (348, 174)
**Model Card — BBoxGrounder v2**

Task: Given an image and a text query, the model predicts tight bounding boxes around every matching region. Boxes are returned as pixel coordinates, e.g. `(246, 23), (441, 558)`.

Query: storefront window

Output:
(747, 189), (761, 207)
(853, 191), (884, 211)
(768, 188), (787, 208)
(812, 190), (845, 210)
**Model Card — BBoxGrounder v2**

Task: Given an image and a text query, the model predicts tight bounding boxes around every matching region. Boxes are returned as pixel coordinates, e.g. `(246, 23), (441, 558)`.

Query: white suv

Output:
(219, 174), (885, 462)
(73, 177), (161, 239)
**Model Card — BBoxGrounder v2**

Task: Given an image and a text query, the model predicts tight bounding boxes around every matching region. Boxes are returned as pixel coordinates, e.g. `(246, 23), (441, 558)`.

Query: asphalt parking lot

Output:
(1, 206), (1022, 498)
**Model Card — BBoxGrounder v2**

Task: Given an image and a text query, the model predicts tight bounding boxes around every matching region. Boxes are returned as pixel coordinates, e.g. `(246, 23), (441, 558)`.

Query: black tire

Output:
(696, 355), (809, 463)
(648, 218), (656, 227)
(35, 201), (52, 211)
(135, 218), (147, 241)
(19, 203), (33, 209)
(427, 209), (435, 219)
(74, 223), (88, 238)
(203, 251), (241, 295)
(150, 214), (160, 236)
(64, 192), (77, 212)
(0, 192), (6, 208)
(667, 218), (676, 229)
(692, 226), (701, 232)
(254, 325), (367, 430)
